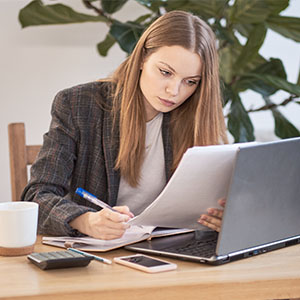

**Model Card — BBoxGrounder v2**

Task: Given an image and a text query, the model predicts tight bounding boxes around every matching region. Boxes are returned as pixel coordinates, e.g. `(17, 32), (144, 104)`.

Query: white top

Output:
(116, 113), (166, 215)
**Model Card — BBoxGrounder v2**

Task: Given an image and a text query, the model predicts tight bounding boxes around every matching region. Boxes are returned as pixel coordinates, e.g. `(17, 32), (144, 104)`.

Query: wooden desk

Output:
(1, 236), (300, 300)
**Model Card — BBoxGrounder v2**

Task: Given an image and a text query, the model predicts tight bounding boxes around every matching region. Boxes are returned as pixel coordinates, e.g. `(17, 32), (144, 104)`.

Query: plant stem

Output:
(247, 95), (299, 113)
(82, 0), (113, 25)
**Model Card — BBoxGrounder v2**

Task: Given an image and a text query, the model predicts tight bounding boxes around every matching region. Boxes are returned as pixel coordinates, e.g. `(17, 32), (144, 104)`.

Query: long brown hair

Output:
(106, 10), (228, 186)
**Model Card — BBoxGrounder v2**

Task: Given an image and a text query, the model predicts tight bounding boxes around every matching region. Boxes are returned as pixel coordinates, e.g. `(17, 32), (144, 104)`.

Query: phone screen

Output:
(121, 255), (169, 267)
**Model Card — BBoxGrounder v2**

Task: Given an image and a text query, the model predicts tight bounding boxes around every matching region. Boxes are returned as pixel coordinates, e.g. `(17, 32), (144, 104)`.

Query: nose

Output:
(166, 79), (180, 97)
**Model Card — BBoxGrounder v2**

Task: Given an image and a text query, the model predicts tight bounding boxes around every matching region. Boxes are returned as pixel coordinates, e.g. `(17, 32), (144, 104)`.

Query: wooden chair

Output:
(8, 123), (41, 201)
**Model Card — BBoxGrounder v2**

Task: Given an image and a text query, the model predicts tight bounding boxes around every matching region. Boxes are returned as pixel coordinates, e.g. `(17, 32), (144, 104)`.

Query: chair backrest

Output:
(8, 123), (41, 201)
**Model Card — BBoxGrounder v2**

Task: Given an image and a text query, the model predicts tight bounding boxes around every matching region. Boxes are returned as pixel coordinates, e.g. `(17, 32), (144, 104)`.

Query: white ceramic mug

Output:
(0, 201), (38, 255)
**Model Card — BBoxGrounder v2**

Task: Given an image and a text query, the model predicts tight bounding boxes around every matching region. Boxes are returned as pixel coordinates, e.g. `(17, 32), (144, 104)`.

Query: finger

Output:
(105, 209), (130, 223)
(93, 229), (126, 240)
(93, 213), (128, 236)
(198, 214), (222, 232)
(98, 228), (127, 240)
(218, 198), (226, 207)
(198, 218), (221, 232)
(98, 209), (130, 231)
(113, 206), (134, 218)
(105, 219), (130, 231)
(100, 234), (124, 240)
(200, 214), (222, 227)
(207, 208), (223, 219)
(86, 215), (127, 239)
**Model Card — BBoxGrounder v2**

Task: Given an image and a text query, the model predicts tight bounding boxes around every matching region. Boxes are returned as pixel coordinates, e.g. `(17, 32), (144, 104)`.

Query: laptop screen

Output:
(126, 138), (300, 264)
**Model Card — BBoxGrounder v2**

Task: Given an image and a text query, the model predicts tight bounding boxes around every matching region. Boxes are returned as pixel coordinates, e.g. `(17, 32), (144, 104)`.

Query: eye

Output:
(159, 68), (171, 77)
(186, 79), (198, 86)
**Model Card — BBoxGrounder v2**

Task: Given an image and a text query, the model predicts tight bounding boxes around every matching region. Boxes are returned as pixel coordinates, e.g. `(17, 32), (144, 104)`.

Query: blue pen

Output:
(76, 187), (118, 212)
(68, 247), (112, 265)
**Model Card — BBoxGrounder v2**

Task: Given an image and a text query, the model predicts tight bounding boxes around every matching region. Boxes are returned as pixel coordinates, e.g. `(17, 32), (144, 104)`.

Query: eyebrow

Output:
(158, 61), (201, 79)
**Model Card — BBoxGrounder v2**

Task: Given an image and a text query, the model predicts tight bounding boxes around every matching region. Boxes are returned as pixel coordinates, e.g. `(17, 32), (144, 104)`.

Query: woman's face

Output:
(139, 45), (202, 121)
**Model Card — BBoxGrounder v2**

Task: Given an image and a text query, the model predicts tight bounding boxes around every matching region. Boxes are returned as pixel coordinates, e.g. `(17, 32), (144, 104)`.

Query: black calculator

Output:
(27, 250), (93, 270)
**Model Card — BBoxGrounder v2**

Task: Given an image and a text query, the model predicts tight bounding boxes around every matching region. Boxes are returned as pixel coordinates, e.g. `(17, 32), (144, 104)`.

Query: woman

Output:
(22, 10), (228, 240)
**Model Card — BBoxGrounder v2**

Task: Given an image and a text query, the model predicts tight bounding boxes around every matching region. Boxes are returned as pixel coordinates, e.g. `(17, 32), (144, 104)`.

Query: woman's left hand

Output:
(197, 198), (226, 232)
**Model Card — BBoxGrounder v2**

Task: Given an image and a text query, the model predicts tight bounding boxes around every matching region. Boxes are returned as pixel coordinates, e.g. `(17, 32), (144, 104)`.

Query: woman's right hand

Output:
(69, 206), (134, 240)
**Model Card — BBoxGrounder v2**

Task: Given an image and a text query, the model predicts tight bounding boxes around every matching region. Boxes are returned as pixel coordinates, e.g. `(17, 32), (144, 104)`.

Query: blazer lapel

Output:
(102, 109), (120, 207)
(162, 113), (173, 181)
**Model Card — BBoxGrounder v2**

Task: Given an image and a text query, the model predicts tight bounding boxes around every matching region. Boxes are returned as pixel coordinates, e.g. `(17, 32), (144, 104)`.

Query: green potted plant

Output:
(19, 0), (300, 142)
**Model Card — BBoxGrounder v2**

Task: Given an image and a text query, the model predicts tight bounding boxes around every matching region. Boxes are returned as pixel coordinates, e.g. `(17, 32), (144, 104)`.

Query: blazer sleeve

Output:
(22, 87), (97, 236)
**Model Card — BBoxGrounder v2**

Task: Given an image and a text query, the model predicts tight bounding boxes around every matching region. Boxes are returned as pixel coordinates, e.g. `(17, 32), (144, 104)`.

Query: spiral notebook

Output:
(42, 227), (193, 252)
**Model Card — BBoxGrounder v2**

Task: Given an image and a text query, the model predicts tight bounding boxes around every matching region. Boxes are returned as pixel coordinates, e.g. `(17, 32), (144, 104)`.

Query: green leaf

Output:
(229, 0), (270, 24)
(233, 0), (288, 36)
(101, 0), (128, 14)
(233, 23), (254, 37)
(266, 16), (300, 42)
(221, 82), (234, 106)
(252, 58), (286, 79)
(234, 24), (267, 73)
(136, 0), (228, 19)
(109, 21), (144, 54)
(240, 53), (266, 75)
(177, 0), (228, 20)
(219, 35), (266, 84)
(214, 22), (236, 44)
(228, 94), (255, 142)
(247, 74), (300, 96)
(19, 0), (107, 28)
(135, 0), (167, 13)
(235, 58), (287, 95)
(230, 0), (288, 27)
(219, 46), (236, 84)
(164, 0), (191, 11)
(97, 33), (116, 56)
(134, 14), (152, 24)
(264, 0), (289, 15)
(272, 110), (300, 138)
(263, 96), (300, 138)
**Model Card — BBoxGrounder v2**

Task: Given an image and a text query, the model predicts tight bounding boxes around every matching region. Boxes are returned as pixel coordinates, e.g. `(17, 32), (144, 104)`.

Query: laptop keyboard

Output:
(161, 237), (217, 258)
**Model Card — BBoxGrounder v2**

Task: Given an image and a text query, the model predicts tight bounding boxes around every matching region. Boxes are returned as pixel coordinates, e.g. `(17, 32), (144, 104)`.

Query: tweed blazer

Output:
(22, 81), (173, 236)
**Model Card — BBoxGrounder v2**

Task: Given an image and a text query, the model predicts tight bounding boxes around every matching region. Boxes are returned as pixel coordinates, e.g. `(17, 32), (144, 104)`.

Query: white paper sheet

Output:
(129, 143), (257, 229)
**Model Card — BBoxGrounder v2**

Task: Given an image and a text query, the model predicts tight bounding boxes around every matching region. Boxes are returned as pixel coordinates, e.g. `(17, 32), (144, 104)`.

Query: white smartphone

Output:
(114, 254), (177, 273)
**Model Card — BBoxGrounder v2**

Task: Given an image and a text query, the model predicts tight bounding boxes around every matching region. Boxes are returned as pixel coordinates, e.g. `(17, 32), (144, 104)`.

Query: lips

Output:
(159, 97), (176, 107)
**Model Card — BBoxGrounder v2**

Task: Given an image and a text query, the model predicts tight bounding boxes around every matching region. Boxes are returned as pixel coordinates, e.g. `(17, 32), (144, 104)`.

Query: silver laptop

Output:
(125, 137), (300, 265)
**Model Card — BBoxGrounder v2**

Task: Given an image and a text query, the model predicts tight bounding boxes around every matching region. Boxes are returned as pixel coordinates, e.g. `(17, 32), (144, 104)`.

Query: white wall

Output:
(1, 0), (299, 202)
